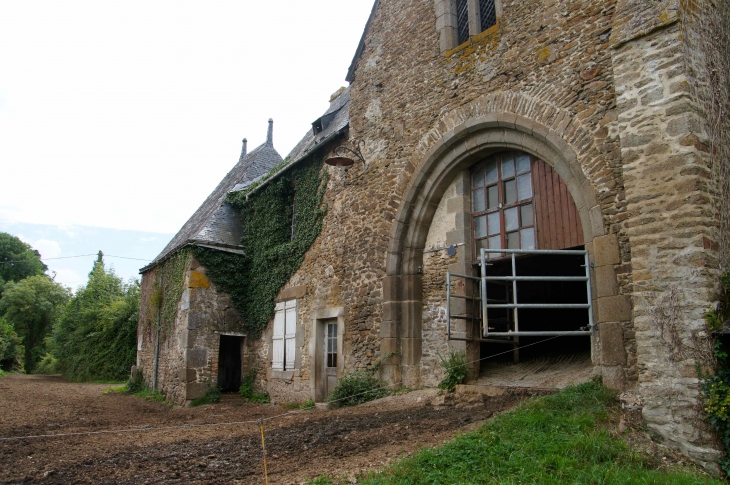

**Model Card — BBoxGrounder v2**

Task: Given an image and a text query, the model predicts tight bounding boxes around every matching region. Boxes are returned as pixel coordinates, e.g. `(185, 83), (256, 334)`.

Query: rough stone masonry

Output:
(138, 0), (729, 473)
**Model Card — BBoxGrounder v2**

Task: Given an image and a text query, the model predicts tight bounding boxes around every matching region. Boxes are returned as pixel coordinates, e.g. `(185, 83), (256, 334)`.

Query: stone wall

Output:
(137, 259), (190, 405)
(252, 0), (633, 393)
(609, 0), (722, 471)
(680, 0), (730, 270)
(421, 176), (462, 387)
(137, 255), (248, 405)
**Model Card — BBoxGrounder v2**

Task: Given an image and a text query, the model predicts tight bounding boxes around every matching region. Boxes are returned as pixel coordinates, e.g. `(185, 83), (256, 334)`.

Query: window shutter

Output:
(272, 302), (285, 371)
(284, 300), (297, 371)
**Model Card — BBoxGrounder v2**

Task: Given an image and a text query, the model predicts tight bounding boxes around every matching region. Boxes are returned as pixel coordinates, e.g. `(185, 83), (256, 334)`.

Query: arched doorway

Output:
(381, 114), (608, 389)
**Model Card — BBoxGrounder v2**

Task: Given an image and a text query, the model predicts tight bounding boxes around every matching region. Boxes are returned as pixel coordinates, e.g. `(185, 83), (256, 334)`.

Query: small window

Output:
(435, 0), (501, 52)
(479, 0), (497, 32)
(272, 300), (297, 371)
(472, 152), (536, 259)
(326, 322), (337, 368)
(456, 0), (470, 45)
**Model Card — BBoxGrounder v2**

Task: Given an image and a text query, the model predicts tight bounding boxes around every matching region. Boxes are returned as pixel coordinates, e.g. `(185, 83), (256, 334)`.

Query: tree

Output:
(0, 233), (47, 294)
(52, 252), (140, 381)
(0, 317), (23, 371)
(0, 275), (69, 373)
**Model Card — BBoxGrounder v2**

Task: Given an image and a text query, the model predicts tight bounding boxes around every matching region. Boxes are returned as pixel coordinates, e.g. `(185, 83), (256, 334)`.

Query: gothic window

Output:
(472, 152), (536, 259)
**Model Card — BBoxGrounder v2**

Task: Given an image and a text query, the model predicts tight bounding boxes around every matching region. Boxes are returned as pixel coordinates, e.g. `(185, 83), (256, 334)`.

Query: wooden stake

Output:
(258, 419), (269, 485)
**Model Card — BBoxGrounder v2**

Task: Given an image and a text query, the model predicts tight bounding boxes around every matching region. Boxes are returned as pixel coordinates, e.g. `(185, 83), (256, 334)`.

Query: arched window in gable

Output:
(471, 151), (583, 259)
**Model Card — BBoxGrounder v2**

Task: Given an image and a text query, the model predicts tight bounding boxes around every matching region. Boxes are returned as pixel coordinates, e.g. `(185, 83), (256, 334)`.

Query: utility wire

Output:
(0, 254), (152, 264)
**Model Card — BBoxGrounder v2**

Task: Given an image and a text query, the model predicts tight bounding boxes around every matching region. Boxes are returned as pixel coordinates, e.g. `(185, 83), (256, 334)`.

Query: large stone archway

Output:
(380, 113), (613, 387)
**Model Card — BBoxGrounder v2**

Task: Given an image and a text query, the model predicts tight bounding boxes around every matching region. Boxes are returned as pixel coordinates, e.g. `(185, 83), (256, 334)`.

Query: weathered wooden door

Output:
(323, 321), (338, 399)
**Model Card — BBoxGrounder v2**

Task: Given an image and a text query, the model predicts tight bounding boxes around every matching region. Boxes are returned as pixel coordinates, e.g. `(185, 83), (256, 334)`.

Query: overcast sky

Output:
(0, 0), (375, 288)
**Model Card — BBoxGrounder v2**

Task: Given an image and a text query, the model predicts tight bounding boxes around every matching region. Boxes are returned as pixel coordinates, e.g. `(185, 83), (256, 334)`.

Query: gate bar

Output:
(480, 247), (594, 338)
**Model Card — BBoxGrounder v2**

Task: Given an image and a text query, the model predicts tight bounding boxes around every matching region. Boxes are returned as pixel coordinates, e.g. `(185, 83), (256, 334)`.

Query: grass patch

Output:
(327, 371), (389, 409)
(280, 401), (302, 410)
(317, 382), (721, 485)
(102, 384), (127, 395)
(132, 389), (167, 402)
(239, 373), (270, 403)
(438, 349), (468, 391)
(189, 386), (221, 407)
(103, 380), (167, 403)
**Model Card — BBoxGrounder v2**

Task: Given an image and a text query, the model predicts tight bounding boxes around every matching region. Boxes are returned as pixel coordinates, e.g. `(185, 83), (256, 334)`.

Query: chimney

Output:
(239, 138), (248, 160)
(266, 118), (274, 146)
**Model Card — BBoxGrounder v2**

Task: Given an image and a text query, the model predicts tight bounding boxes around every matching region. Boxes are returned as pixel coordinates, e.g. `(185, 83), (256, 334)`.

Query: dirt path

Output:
(0, 374), (527, 484)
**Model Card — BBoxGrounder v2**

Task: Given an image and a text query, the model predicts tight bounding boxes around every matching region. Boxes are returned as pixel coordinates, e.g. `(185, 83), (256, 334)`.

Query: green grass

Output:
(132, 389), (167, 402)
(103, 382), (167, 403)
(310, 382), (722, 485)
(189, 386), (221, 407)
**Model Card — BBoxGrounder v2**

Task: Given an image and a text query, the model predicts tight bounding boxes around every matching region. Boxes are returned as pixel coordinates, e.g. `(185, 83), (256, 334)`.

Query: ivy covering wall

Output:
(193, 158), (328, 338)
(147, 248), (189, 338)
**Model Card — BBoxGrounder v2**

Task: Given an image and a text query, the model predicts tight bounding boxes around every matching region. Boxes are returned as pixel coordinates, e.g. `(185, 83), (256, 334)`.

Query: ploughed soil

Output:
(0, 374), (533, 485)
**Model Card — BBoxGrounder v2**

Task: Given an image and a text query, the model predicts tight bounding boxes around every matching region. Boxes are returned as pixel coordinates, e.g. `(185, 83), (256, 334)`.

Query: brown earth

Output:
(0, 374), (532, 484)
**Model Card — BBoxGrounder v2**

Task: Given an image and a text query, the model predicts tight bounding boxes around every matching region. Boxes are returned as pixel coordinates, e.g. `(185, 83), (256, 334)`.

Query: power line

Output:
(0, 254), (152, 265)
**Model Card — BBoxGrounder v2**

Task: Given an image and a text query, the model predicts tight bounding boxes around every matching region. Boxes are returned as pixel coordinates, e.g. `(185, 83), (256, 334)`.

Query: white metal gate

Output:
(446, 248), (594, 341)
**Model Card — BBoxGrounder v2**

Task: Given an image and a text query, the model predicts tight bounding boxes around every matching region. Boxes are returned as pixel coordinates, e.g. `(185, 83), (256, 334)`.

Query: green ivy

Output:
(193, 158), (328, 338)
(700, 272), (730, 476)
(148, 248), (189, 338)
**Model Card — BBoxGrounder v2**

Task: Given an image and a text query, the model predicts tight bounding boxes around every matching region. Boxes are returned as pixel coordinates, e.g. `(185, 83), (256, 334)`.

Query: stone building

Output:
(137, 0), (729, 472)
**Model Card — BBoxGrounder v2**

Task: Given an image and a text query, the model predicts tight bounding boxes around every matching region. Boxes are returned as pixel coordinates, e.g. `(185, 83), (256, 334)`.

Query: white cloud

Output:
(0, 0), (375, 234)
(52, 269), (84, 291)
(33, 239), (62, 259)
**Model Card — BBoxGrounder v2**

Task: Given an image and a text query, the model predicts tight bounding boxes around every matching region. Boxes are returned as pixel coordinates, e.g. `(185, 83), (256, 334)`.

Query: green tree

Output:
(0, 317), (24, 371)
(52, 252), (140, 381)
(0, 275), (69, 372)
(0, 233), (48, 294)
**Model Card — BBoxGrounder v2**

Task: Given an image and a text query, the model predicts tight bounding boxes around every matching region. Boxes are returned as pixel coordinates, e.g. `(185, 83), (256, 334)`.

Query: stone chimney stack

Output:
(239, 138), (248, 160)
(266, 118), (274, 146)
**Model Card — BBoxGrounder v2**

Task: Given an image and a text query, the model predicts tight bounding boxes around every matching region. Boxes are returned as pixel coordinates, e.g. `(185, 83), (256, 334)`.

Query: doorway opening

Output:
(218, 335), (244, 392)
(477, 249), (592, 387)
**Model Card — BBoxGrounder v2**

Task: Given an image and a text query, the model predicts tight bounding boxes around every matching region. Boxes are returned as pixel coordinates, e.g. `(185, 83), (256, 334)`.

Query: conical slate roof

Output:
(143, 120), (282, 271)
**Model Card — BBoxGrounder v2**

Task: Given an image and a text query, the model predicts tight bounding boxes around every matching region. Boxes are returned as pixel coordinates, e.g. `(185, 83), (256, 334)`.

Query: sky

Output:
(0, 0), (375, 289)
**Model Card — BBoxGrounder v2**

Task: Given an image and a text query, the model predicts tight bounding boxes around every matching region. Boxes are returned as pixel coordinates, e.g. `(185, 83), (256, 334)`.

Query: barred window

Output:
(456, 0), (470, 45)
(479, 0), (497, 32)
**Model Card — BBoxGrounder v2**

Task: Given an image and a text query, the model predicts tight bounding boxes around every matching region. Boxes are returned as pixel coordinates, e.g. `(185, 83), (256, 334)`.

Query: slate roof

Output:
(284, 86), (350, 165)
(141, 121), (282, 272)
(142, 87), (351, 273)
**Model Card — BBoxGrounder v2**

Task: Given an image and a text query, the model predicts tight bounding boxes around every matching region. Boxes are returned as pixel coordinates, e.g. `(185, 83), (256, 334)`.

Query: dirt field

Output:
(0, 374), (530, 484)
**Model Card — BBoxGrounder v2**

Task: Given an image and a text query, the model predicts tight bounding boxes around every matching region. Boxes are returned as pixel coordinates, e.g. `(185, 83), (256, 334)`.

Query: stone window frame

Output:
(435, 0), (503, 52)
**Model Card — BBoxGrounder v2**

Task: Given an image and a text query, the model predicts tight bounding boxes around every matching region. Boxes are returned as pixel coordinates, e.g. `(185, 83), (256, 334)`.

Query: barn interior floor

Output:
(474, 351), (594, 390)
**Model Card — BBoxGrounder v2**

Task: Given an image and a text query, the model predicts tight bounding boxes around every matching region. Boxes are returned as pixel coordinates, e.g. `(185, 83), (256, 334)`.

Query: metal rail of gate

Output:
(446, 248), (594, 340)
